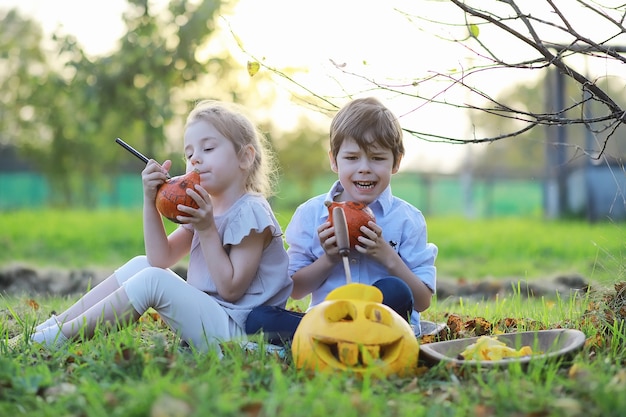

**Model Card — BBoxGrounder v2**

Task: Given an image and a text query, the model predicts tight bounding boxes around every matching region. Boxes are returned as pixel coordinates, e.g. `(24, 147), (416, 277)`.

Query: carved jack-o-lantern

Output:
(292, 283), (419, 377)
(155, 170), (201, 223)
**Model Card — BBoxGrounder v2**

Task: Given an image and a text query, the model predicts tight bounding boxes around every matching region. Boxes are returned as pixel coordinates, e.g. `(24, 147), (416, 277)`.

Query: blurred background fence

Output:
(1, 1), (626, 223)
(0, 171), (543, 218)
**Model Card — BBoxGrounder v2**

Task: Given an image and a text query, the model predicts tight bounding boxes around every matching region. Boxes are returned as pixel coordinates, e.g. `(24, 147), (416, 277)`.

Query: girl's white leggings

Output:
(115, 255), (244, 354)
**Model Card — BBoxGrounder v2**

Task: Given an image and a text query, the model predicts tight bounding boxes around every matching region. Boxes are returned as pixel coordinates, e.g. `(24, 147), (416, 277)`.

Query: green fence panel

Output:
(0, 173), (49, 210)
(0, 172), (544, 217)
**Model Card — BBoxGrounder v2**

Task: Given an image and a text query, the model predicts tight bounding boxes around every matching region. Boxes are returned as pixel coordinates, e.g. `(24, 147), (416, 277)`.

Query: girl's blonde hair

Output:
(185, 100), (278, 197)
(329, 97), (404, 168)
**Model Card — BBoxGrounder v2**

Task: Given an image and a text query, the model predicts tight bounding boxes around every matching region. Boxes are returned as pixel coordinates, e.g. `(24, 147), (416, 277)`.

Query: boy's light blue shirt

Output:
(285, 180), (438, 330)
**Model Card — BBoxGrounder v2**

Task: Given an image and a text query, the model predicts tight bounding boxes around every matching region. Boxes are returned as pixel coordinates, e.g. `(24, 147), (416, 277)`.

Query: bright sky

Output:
(4, 0), (621, 173)
(2, 0), (480, 173)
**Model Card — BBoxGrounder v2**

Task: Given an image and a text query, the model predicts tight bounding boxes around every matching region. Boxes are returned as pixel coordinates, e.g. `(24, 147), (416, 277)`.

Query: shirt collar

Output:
(322, 180), (393, 217)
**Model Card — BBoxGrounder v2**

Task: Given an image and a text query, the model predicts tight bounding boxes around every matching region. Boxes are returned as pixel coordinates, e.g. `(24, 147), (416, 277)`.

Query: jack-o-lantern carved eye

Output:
(365, 305), (392, 326)
(324, 301), (357, 323)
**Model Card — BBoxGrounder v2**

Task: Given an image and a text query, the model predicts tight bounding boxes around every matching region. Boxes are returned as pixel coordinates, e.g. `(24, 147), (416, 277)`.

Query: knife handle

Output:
(332, 206), (351, 257)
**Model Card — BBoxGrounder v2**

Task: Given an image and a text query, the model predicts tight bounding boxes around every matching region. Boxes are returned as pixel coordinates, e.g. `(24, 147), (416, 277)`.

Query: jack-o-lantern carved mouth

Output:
(311, 337), (403, 368)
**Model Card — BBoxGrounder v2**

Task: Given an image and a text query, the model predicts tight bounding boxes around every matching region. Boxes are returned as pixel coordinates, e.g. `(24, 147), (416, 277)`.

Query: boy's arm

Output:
(379, 250), (433, 312)
(286, 205), (342, 299)
(290, 252), (337, 299)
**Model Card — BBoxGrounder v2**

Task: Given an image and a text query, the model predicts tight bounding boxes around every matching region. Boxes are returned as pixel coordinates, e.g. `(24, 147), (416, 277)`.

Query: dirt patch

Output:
(0, 263), (589, 300)
(435, 273), (590, 302)
(0, 263), (113, 296)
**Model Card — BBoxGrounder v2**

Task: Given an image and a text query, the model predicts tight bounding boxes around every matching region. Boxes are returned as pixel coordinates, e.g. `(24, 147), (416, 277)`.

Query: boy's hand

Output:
(355, 221), (395, 263)
(317, 221), (342, 262)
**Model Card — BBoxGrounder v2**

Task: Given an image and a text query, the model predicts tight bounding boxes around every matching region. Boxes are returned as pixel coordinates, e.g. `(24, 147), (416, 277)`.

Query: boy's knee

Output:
(373, 277), (414, 319)
(373, 276), (411, 296)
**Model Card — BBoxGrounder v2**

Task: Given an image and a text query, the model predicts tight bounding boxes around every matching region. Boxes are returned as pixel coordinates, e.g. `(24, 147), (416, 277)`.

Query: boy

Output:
(246, 97), (438, 344)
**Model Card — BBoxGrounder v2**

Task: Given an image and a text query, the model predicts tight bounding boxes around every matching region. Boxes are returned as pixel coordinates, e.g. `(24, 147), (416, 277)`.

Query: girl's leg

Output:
(31, 264), (236, 353)
(36, 256), (152, 330)
(122, 267), (237, 354)
(60, 286), (140, 339)
(36, 275), (121, 331)
(32, 286), (139, 347)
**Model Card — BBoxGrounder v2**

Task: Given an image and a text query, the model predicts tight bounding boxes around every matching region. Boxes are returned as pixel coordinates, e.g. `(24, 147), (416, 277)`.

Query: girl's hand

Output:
(176, 184), (215, 231)
(354, 221), (394, 262)
(317, 221), (341, 262)
(141, 159), (172, 201)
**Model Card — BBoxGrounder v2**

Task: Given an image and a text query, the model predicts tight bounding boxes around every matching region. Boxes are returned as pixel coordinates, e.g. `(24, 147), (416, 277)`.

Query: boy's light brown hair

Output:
(329, 97), (405, 168)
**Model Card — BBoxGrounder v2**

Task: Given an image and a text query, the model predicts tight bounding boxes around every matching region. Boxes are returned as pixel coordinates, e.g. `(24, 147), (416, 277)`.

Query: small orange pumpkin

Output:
(155, 170), (201, 223)
(292, 283), (419, 378)
(325, 201), (376, 249)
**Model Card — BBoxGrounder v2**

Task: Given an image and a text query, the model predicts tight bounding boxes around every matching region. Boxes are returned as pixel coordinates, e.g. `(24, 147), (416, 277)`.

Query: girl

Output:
(9, 100), (293, 355)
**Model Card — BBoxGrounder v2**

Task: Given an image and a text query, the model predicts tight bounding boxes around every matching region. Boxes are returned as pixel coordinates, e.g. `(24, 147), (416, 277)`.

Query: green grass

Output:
(0, 209), (178, 268)
(1, 210), (625, 416)
(1, 209), (623, 284)
(428, 217), (625, 284)
(2, 287), (626, 416)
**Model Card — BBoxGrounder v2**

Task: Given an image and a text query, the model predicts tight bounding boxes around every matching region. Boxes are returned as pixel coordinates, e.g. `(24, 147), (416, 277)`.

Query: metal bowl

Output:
(419, 329), (587, 368)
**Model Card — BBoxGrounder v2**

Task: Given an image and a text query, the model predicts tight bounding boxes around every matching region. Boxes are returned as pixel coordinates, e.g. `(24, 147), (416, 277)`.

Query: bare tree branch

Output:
(232, 1), (626, 158)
